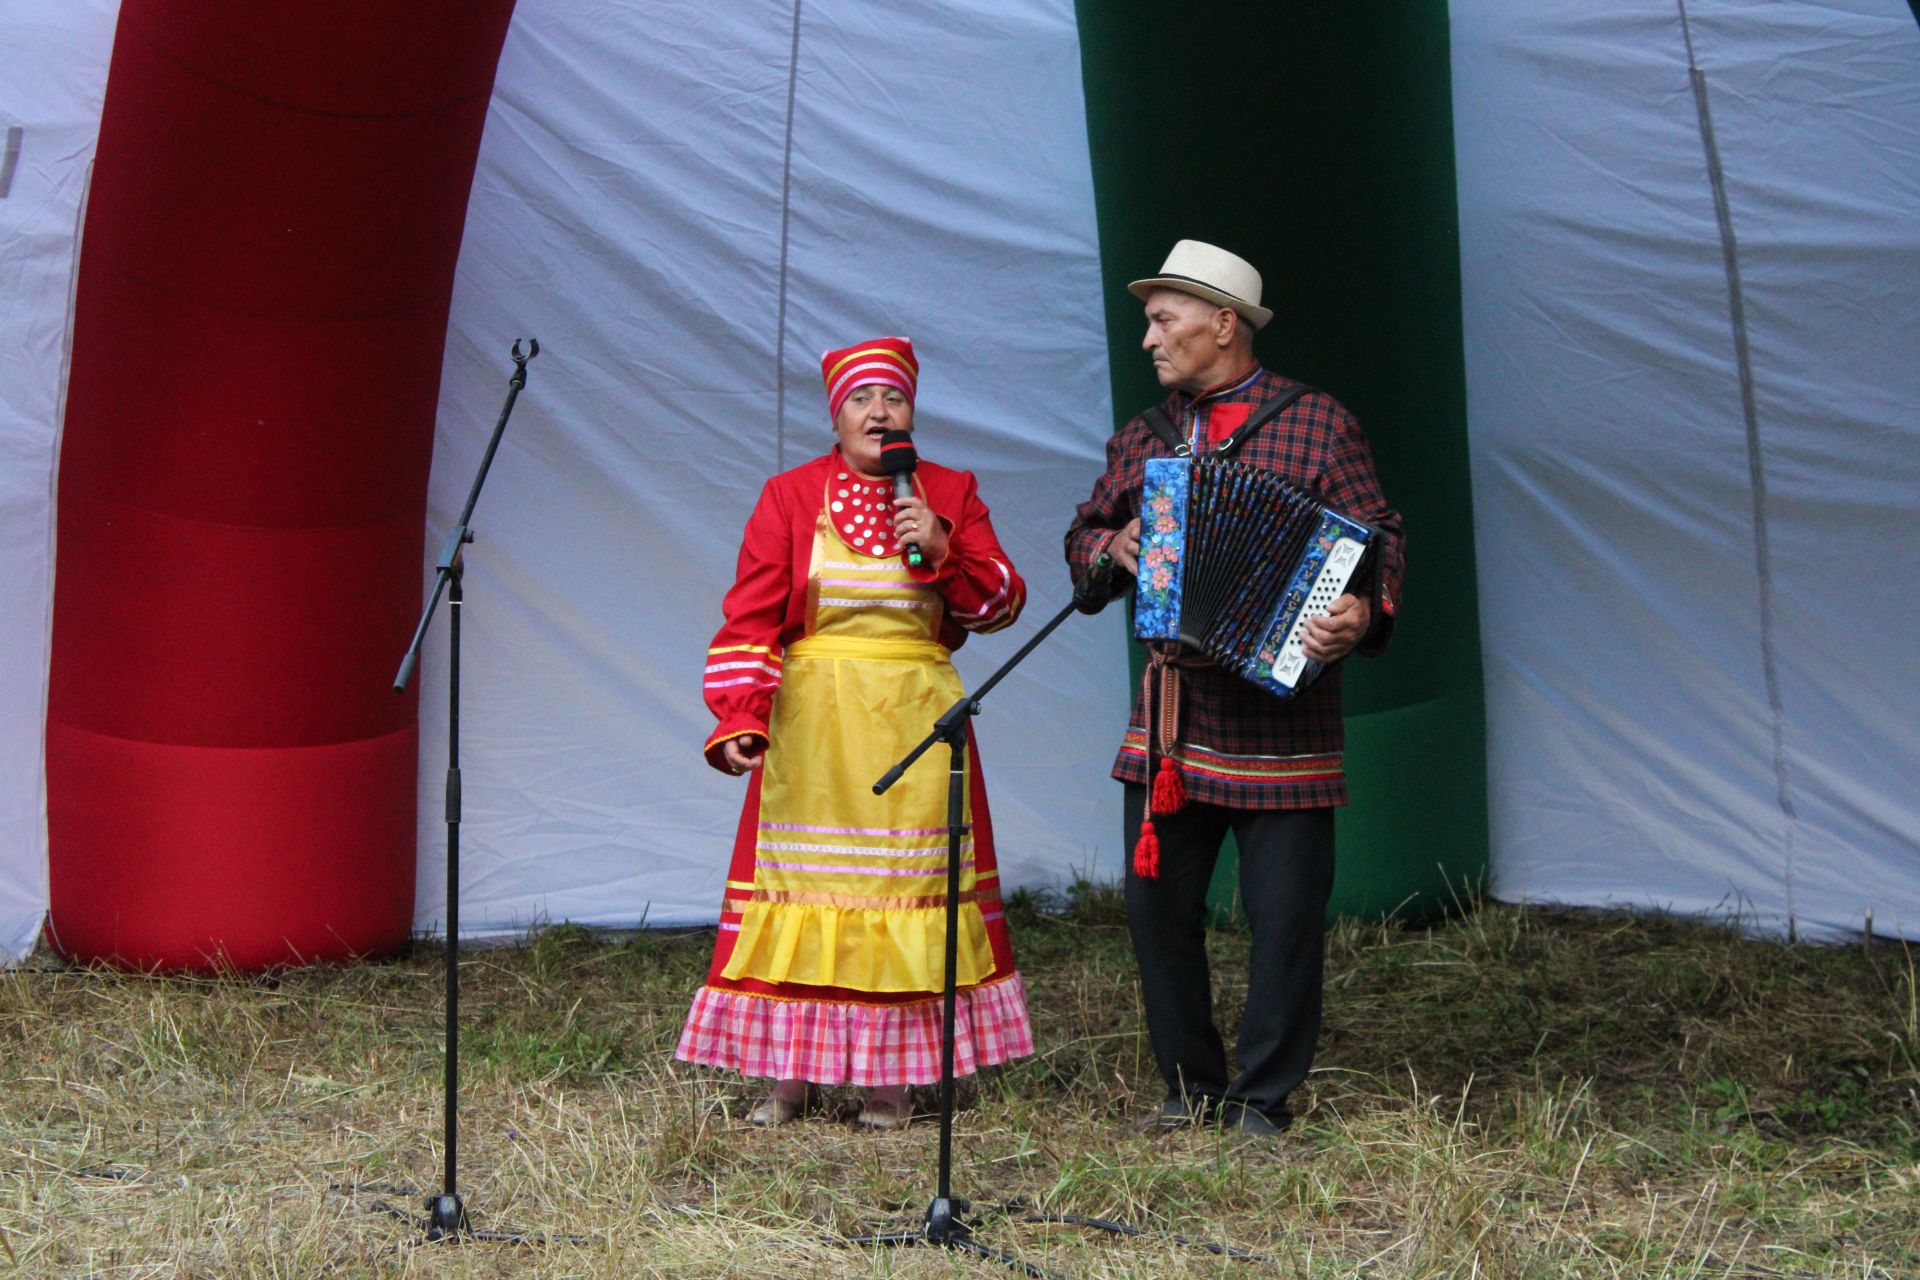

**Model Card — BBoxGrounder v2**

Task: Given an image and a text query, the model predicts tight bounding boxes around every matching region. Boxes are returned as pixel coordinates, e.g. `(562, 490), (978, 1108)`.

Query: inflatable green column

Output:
(1074, 0), (1488, 919)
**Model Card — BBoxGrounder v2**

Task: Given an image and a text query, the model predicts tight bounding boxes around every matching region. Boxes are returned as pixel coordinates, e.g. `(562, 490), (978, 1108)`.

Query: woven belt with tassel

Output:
(1131, 643), (1214, 879)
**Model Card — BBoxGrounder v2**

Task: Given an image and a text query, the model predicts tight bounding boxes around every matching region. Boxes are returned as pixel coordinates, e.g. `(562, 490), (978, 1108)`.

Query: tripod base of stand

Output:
(844, 1195), (970, 1249)
(926, 1195), (969, 1244)
(425, 1193), (469, 1241)
(843, 1196), (1058, 1278)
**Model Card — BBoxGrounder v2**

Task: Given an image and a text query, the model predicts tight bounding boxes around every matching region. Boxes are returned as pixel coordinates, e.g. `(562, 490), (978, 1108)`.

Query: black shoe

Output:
(1218, 1102), (1291, 1137)
(1141, 1094), (1217, 1132)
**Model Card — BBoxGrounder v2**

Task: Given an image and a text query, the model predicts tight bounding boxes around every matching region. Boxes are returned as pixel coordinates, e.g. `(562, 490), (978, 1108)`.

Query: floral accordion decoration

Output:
(1133, 456), (1374, 697)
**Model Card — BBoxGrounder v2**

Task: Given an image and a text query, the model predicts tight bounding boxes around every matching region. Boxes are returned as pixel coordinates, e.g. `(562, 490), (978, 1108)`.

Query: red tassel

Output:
(1151, 755), (1186, 815)
(1133, 819), (1161, 879)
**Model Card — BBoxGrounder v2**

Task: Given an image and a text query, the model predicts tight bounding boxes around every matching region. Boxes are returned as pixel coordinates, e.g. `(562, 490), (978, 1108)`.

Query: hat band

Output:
(1149, 272), (1255, 307)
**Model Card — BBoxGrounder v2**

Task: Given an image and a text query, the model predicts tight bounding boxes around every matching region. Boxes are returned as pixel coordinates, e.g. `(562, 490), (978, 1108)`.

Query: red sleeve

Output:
(909, 470), (1024, 634)
(702, 479), (793, 770)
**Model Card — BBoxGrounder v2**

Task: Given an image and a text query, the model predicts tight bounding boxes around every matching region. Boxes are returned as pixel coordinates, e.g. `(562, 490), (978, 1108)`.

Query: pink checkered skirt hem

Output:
(674, 972), (1034, 1087)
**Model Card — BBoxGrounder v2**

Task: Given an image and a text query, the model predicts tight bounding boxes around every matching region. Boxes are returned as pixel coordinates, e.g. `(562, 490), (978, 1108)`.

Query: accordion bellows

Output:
(1134, 457), (1373, 697)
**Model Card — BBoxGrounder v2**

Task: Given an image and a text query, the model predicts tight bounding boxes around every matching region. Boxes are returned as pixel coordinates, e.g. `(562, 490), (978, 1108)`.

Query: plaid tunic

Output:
(1065, 366), (1406, 810)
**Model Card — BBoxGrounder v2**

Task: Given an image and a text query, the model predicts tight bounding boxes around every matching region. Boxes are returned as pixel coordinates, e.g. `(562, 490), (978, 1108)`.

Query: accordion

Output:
(1133, 456), (1374, 697)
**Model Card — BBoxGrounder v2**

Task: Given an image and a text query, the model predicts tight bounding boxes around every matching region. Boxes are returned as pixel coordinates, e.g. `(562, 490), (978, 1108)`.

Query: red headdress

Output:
(820, 336), (918, 422)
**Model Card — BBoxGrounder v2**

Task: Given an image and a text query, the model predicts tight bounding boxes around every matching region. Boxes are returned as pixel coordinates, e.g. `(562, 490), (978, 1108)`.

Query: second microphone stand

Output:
(392, 339), (552, 1244)
(845, 562), (1119, 1276)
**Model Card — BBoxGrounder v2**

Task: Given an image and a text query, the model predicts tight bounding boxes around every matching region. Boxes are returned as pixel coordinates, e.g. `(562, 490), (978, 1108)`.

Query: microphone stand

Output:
(842, 556), (1277, 1272)
(843, 560), (1119, 1278)
(393, 339), (540, 1243)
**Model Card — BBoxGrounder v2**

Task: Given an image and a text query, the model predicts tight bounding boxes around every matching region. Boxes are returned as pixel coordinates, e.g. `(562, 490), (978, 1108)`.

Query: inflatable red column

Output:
(46, 0), (518, 971)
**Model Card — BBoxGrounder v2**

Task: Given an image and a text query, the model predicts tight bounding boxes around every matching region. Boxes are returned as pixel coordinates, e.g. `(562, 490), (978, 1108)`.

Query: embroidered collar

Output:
(827, 455), (901, 557)
(1186, 363), (1264, 406)
(1171, 365), (1266, 451)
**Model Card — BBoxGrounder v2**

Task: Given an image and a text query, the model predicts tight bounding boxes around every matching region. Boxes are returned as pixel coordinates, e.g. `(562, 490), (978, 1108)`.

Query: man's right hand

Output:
(1111, 517), (1142, 575)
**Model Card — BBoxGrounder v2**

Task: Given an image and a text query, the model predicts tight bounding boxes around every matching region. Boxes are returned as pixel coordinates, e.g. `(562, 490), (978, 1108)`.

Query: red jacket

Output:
(702, 449), (1025, 769)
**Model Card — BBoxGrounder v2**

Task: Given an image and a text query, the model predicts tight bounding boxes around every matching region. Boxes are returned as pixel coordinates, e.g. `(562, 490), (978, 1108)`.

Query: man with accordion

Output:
(1065, 239), (1407, 1136)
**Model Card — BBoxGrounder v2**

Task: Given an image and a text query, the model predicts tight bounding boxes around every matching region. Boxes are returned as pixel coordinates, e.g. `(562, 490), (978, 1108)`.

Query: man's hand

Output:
(1110, 518), (1143, 575)
(1301, 593), (1370, 664)
(721, 735), (766, 775)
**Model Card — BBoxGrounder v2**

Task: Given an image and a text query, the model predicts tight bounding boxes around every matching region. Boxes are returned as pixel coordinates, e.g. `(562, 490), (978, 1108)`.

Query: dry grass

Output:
(1, 885), (1916, 1278)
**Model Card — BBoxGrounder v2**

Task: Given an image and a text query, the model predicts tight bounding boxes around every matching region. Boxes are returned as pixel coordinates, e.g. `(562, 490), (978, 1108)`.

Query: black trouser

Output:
(1123, 783), (1335, 1122)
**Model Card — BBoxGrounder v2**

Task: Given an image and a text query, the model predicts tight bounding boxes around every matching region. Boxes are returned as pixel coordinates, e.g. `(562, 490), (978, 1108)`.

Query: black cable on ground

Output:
(1017, 1211), (1276, 1262)
(832, 1225), (1062, 1280)
(980, 1197), (1277, 1264)
(329, 1181), (589, 1246)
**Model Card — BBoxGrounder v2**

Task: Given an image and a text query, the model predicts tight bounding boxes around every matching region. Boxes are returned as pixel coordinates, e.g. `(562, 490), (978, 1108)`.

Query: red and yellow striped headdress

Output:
(821, 336), (918, 422)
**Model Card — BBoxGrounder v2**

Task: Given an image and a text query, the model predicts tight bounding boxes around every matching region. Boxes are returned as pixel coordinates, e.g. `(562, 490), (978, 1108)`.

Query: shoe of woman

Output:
(856, 1086), (912, 1131)
(748, 1081), (807, 1127)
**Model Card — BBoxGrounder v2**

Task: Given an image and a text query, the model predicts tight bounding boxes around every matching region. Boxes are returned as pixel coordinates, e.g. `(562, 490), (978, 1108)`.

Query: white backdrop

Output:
(411, 0), (1125, 935)
(1453, 0), (1920, 938)
(8, 0), (1919, 962)
(0, 0), (1125, 959)
(0, 0), (119, 964)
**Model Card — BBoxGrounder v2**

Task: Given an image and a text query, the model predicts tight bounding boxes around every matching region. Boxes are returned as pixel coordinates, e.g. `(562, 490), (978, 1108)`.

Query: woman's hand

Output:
(891, 494), (949, 566)
(721, 735), (766, 775)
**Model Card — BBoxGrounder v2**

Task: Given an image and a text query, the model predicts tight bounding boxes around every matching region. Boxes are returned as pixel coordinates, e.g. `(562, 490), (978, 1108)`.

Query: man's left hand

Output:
(1301, 593), (1370, 664)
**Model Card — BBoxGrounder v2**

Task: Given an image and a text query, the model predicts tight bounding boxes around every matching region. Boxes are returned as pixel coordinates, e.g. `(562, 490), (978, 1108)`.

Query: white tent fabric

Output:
(0, 0), (1122, 961)
(1453, 0), (1920, 938)
(0, 0), (119, 964)
(412, 0), (1122, 935)
(8, 0), (1919, 962)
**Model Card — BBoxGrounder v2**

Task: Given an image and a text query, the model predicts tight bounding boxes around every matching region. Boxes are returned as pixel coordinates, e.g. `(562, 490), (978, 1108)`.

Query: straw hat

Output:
(1128, 240), (1272, 330)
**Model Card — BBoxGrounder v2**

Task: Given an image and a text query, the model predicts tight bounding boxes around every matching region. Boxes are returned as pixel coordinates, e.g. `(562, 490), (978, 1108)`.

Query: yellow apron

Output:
(719, 501), (995, 992)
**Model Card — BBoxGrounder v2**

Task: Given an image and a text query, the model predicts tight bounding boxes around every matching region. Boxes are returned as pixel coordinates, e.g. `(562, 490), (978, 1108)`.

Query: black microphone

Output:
(1073, 550), (1128, 615)
(878, 428), (925, 568)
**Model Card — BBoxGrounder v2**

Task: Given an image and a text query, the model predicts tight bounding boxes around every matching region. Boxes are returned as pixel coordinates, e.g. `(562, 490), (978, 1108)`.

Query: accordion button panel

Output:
(1271, 535), (1368, 689)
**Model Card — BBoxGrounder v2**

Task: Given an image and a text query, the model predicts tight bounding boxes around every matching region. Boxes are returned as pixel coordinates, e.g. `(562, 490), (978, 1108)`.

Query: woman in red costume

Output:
(676, 337), (1034, 1129)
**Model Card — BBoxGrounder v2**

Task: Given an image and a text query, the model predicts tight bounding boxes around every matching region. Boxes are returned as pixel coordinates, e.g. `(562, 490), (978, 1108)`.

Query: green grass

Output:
(0, 887), (1915, 1277)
